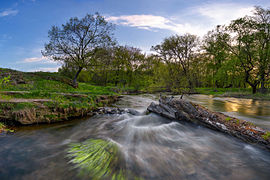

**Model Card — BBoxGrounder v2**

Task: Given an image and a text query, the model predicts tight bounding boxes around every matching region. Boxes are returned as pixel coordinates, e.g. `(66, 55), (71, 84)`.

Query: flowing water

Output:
(0, 94), (270, 180)
(183, 94), (270, 129)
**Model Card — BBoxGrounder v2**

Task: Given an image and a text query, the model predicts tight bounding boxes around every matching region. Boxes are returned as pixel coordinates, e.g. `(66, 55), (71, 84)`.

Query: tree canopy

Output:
(45, 7), (270, 94)
(42, 12), (115, 87)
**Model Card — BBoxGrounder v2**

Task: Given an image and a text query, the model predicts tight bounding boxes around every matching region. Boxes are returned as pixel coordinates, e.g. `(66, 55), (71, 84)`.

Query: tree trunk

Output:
(252, 85), (257, 94)
(244, 71), (258, 94)
(73, 67), (83, 88)
(260, 75), (267, 94)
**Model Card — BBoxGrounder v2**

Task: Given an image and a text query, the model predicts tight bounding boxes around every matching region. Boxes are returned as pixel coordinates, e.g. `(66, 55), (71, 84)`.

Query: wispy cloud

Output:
(106, 15), (207, 36)
(106, 2), (255, 36)
(30, 67), (59, 72)
(107, 15), (171, 31)
(0, 9), (18, 17)
(196, 3), (254, 25)
(22, 56), (57, 64)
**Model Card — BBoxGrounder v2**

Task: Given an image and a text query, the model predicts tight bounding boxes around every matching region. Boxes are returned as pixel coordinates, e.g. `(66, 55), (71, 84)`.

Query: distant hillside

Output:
(0, 68), (74, 90)
(0, 67), (115, 95)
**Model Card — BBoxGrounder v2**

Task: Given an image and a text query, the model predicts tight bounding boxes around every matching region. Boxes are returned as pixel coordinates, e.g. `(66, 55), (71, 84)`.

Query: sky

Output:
(0, 0), (269, 72)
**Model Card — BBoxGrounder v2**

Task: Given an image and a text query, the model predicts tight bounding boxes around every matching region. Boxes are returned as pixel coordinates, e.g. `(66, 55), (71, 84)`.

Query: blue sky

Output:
(0, 0), (269, 72)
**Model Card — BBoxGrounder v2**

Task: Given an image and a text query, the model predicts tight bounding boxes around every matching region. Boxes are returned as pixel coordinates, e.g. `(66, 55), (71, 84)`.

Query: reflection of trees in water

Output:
(222, 99), (268, 116)
(201, 96), (269, 117)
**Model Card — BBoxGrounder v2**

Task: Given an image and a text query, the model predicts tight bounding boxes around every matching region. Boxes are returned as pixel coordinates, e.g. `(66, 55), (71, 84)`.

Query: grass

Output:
(0, 68), (116, 100)
(0, 94), (12, 100)
(14, 102), (35, 111)
(0, 68), (116, 95)
(0, 68), (119, 126)
(0, 69), (116, 113)
(0, 102), (35, 111)
(1, 80), (115, 95)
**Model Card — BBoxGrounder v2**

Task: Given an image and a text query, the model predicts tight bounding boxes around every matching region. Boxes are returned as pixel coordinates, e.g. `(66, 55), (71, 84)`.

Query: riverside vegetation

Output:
(37, 7), (270, 100)
(0, 68), (120, 133)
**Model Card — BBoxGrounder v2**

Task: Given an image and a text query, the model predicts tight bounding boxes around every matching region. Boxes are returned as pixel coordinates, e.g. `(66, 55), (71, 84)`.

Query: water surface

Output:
(0, 94), (270, 179)
(183, 94), (270, 129)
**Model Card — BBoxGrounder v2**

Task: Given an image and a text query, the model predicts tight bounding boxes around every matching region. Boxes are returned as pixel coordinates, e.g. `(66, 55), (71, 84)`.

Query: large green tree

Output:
(202, 25), (231, 88)
(42, 12), (115, 87)
(226, 7), (270, 93)
(253, 6), (270, 92)
(153, 34), (198, 90)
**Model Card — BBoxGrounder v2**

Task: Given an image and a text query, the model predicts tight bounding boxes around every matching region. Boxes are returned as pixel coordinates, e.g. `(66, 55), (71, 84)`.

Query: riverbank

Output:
(123, 87), (270, 101)
(0, 68), (119, 131)
(195, 88), (270, 100)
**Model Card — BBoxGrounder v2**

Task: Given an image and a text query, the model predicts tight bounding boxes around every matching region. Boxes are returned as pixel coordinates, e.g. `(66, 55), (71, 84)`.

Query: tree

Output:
(89, 47), (114, 86)
(226, 7), (270, 94)
(152, 34), (198, 90)
(42, 12), (115, 87)
(253, 6), (270, 92)
(111, 46), (144, 88)
(202, 25), (231, 88)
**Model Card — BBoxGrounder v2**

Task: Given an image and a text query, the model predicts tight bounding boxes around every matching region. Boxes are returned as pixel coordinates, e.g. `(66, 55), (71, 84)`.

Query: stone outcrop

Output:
(147, 96), (270, 151)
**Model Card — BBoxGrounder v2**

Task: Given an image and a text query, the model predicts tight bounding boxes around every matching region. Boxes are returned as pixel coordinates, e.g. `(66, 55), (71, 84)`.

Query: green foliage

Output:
(225, 117), (231, 121)
(0, 122), (14, 133)
(0, 68), (116, 96)
(68, 139), (127, 179)
(0, 75), (11, 89)
(0, 103), (15, 110)
(0, 94), (12, 100)
(0, 75), (10, 84)
(0, 122), (4, 129)
(42, 12), (115, 86)
(14, 102), (35, 111)
(152, 34), (198, 90)
(262, 132), (270, 140)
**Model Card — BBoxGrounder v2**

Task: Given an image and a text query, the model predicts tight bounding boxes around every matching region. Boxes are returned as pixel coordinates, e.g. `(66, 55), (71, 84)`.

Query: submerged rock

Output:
(94, 107), (140, 116)
(147, 96), (270, 151)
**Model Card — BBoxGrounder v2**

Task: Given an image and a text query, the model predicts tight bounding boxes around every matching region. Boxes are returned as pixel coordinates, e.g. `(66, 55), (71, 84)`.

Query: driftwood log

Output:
(147, 96), (270, 151)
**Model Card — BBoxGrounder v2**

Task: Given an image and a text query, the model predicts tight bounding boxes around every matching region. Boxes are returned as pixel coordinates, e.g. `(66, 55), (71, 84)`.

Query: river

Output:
(0, 94), (270, 180)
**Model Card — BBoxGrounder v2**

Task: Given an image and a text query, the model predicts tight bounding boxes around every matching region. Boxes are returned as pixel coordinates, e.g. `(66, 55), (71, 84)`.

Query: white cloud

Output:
(107, 15), (171, 30)
(32, 67), (59, 72)
(23, 57), (45, 63)
(22, 56), (57, 64)
(106, 2), (255, 37)
(196, 3), (254, 25)
(0, 9), (18, 17)
(106, 15), (207, 36)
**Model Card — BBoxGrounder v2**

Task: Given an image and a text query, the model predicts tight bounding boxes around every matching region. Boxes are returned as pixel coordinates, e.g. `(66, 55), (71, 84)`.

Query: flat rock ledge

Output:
(147, 96), (270, 151)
